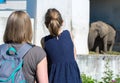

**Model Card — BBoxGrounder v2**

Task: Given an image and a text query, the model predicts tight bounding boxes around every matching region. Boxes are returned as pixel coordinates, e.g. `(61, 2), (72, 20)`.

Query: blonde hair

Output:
(45, 8), (63, 36)
(4, 11), (32, 43)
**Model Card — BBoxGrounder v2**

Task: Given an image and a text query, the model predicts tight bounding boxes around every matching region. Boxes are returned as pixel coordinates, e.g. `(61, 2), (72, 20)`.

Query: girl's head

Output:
(45, 8), (63, 36)
(4, 11), (32, 43)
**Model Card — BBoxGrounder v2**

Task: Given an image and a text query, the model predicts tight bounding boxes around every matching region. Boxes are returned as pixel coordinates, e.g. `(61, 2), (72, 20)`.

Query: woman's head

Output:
(45, 8), (63, 36)
(4, 11), (32, 43)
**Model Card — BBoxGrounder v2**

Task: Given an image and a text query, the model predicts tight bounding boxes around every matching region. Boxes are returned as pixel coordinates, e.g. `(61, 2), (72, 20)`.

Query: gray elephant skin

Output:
(88, 21), (116, 53)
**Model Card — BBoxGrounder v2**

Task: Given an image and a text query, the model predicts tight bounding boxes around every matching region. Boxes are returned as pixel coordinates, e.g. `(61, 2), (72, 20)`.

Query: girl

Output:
(41, 8), (82, 83)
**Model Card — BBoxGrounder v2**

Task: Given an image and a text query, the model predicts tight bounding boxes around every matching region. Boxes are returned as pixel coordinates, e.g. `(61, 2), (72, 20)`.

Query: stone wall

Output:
(76, 55), (120, 80)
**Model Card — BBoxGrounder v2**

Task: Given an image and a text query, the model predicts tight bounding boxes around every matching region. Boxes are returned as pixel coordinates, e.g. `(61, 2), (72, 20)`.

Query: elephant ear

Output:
(96, 21), (108, 38)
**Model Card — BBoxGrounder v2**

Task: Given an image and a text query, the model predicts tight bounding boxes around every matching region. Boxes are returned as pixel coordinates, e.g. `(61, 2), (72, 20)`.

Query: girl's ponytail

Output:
(45, 8), (63, 36)
(48, 19), (61, 36)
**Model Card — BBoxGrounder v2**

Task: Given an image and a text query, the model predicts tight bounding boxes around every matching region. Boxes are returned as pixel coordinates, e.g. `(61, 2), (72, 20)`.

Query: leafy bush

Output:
(100, 59), (113, 83)
(81, 73), (95, 83)
(114, 75), (120, 83)
(81, 59), (120, 83)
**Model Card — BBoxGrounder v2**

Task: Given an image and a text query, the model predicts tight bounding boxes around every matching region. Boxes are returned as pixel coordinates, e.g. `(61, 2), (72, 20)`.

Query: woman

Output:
(3, 11), (48, 83)
(41, 8), (82, 83)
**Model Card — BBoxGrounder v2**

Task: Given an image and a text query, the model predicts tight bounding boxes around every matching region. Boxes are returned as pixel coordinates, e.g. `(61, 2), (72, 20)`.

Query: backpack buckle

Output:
(6, 47), (17, 55)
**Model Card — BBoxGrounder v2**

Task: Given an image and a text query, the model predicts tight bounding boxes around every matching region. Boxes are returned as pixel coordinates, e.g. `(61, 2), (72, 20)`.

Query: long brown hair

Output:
(4, 11), (32, 43)
(45, 8), (63, 36)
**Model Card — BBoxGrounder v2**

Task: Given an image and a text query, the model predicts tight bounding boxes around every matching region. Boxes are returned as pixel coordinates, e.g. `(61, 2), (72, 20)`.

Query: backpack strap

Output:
(0, 44), (8, 65)
(17, 43), (33, 58)
(0, 44), (8, 56)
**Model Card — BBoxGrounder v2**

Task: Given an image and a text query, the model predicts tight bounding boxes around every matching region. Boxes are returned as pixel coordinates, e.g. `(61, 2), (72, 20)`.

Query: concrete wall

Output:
(76, 55), (120, 81)
(72, 0), (89, 54)
(0, 17), (7, 43)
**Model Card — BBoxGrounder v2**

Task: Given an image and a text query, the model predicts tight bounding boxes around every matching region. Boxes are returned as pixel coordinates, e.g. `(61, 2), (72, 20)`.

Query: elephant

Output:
(88, 21), (116, 53)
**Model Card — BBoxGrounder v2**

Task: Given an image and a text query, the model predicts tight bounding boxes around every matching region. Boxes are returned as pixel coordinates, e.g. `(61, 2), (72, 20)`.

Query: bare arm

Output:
(41, 37), (45, 48)
(69, 31), (77, 59)
(36, 57), (48, 83)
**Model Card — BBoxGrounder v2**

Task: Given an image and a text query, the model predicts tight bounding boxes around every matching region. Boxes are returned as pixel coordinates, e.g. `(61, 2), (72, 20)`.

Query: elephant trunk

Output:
(88, 31), (96, 50)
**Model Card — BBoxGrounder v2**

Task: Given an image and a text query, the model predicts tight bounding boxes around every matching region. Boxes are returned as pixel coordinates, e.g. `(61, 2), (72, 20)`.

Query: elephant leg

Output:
(109, 44), (113, 52)
(95, 46), (99, 53)
(99, 41), (104, 53)
(94, 37), (100, 53)
(108, 40), (114, 52)
(103, 36), (108, 52)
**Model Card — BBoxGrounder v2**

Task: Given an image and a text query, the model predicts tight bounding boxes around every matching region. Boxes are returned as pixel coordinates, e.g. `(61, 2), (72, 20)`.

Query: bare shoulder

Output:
(41, 37), (45, 44)
(41, 37), (45, 48)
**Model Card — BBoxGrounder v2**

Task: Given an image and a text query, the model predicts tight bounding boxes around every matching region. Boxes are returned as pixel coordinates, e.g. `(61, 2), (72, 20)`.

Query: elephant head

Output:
(88, 21), (109, 52)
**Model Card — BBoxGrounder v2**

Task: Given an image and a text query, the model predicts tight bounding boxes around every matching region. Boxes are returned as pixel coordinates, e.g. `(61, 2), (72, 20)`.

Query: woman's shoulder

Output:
(24, 45), (46, 64)
(30, 45), (46, 55)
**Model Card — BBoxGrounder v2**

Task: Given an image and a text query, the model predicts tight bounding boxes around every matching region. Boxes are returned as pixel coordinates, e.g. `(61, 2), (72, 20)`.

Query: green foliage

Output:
(114, 75), (120, 83)
(101, 59), (113, 83)
(81, 59), (120, 83)
(106, 51), (120, 55)
(81, 73), (95, 83)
